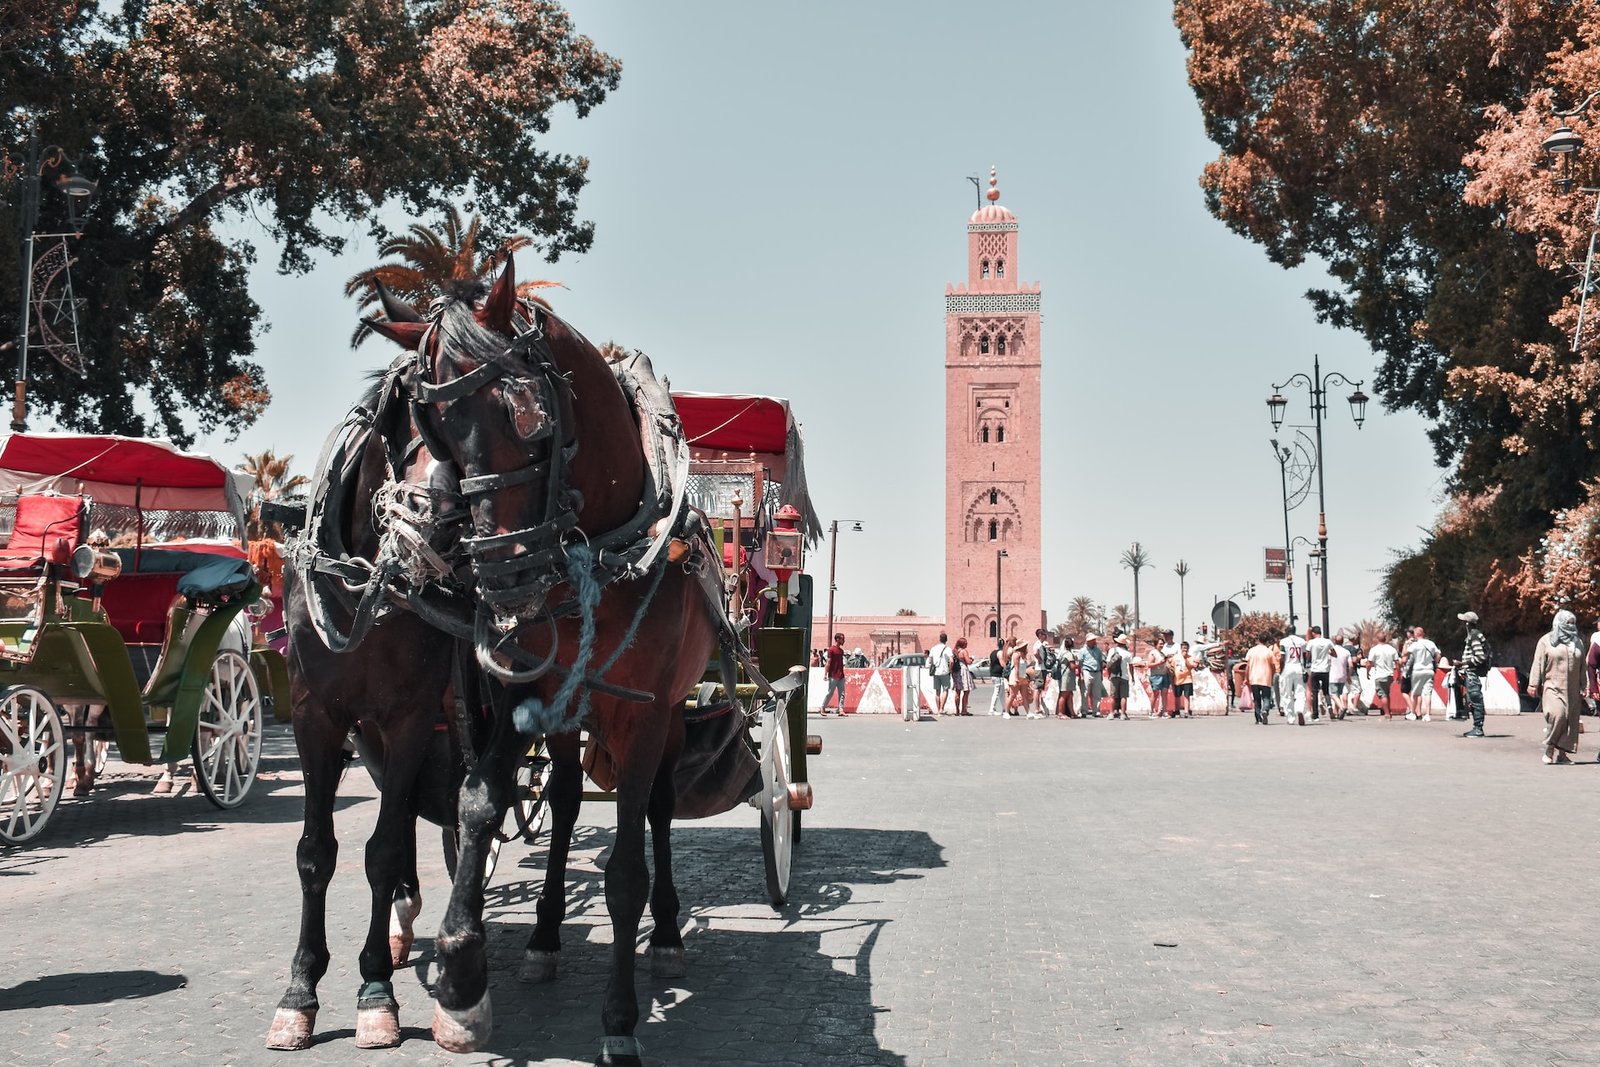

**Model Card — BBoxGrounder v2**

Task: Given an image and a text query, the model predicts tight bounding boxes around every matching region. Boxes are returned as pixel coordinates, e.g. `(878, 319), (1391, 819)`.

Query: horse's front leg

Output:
(432, 723), (525, 1052)
(596, 734), (661, 1067)
(265, 709), (347, 1050)
(353, 714), (435, 1048)
(521, 731), (583, 982)
(646, 736), (685, 979)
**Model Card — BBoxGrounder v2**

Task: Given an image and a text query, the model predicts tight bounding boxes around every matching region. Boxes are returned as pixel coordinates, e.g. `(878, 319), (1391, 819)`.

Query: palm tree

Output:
(1108, 603), (1134, 634)
(1065, 595), (1100, 638)
(241, 448), (309, 539)
(1174, 559), (1190, 639)
(343, 205), (564, 346)
(1120, 542), (1152, 631)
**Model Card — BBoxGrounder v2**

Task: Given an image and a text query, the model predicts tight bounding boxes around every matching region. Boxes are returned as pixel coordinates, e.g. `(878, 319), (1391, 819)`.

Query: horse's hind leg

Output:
(647, 740), (685, 979)
(265, 709), (347, 1050)
(521, 732), (582, 983)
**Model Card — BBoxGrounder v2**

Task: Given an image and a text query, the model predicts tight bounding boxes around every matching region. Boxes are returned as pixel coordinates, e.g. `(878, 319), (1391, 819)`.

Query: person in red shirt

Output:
(822, 633), (847, 716)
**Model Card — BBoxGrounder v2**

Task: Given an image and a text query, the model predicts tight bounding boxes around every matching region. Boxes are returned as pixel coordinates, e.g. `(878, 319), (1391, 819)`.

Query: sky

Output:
(194, 2), (1446, 637)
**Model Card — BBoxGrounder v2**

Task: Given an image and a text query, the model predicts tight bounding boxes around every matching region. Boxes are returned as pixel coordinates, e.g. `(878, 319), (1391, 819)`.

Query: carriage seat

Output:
(0, 494), (87, 575)
(98, 547), (256, 645)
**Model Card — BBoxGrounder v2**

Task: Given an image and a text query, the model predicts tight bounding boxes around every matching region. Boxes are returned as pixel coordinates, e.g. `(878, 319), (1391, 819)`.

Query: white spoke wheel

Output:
(508, 750), (551, 844)
(191, 650), (263, 810)
(0, 686), (66, 844)
(759, 699), (794, 907)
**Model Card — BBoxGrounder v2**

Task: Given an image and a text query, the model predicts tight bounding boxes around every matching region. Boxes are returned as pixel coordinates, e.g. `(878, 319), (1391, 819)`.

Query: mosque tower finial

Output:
(987, 166), (1000, 202)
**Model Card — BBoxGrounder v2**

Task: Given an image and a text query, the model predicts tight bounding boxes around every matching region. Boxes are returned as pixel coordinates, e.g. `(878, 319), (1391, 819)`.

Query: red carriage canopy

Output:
(671, 392), (821, 544)
(0, 432), (251, 525)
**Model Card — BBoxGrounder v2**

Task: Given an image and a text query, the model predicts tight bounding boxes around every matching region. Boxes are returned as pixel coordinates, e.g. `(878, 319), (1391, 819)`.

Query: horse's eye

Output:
(503, 378), (549, 441)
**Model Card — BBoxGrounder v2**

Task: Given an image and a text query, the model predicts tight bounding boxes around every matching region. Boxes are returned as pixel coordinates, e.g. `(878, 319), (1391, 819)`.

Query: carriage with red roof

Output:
(0, 432), (288, 843)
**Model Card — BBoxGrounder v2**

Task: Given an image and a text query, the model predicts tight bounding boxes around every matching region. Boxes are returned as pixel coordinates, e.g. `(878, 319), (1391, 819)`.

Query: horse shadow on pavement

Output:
(0, 969), (187, 1010)
(403, 824), (944, 1066)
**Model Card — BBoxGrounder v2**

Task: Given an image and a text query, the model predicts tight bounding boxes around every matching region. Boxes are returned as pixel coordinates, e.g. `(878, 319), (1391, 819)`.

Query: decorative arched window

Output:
(989, 488), (998, 505)
(988, 519), (998, 540)
(997, 335), (1007, 356)
(979, 334), (990, 354)
(981, 259), (990, 279)
(980, 426), (990, 443)
(996, 425), (1005, 443)
(989, 618), (998, 638)
(997, 258), (1006, 278)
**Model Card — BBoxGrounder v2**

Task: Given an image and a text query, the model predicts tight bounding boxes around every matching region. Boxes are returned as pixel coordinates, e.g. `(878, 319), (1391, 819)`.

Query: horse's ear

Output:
(374, 279), (424, 323)
(484, 258), (517, 335)
(364, 318), (429, 351)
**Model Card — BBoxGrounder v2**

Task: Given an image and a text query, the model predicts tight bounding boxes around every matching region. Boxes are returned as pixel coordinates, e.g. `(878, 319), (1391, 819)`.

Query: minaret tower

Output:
(944, 167), (1042, 646)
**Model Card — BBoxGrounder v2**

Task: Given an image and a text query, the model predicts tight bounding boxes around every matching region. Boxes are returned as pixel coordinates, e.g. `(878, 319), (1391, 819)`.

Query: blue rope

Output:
(513, 544), (601, 734)
(573, 558), (670, 719)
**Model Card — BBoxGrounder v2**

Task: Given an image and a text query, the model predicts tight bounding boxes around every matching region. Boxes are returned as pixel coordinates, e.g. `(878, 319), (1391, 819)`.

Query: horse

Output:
(266, 261), (722, 1066)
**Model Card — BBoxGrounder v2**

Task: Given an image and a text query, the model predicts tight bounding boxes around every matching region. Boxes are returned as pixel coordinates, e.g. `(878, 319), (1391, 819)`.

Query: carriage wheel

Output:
(508, 747), (551, 844)
(443, 824), (506, 888)
(191, 650), (264, 810)
(0, 686), (66, 844)
(758, 698), (794, 907)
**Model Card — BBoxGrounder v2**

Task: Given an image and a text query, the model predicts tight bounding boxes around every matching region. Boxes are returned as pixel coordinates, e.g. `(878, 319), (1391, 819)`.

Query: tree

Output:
(895, 608), (917, 616)
(2, 1), (620, 446)
(343, 206), (563, 346)
(1119, 542), (1151, 631)
(1065, 595), (1101, 638)
(1224, 611), (1289, 654)
(1173, 559), (1190, 639)
(1108, 604), (1133, 634)
(241, 448), (309, 540)
(1175, 3), (1600, 641)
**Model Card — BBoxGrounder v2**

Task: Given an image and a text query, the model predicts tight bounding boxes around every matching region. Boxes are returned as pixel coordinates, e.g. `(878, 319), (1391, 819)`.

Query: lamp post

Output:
(1543, 96), (1600, 352)
(1270, 439), (1297, 630)
(823, 519), (863, 654)
(994, 548), (1008, 647)
(9, 126), (98, 431)
(1174, 559), (1190, 640)
(1266, 355), (1368, 636)
(1290, 535), (1321, 631)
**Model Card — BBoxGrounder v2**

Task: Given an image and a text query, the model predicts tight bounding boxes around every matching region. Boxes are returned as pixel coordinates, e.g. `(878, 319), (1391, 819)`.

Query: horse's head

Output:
(367, 263), (573, 620)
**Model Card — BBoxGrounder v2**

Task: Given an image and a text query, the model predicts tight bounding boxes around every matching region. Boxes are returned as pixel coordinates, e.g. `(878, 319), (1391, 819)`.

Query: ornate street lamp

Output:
(9, 127), (100, 431)
(1544, 93), (1600, 353)
(823, 519), (863, 653)
(1265, 354), (1365, 637)
(994, 548), (1008, 646)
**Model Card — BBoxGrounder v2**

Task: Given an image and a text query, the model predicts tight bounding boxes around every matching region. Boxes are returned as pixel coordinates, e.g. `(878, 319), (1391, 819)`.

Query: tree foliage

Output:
(2, 0), (619, 446)
(1176, 1), (1600, 641)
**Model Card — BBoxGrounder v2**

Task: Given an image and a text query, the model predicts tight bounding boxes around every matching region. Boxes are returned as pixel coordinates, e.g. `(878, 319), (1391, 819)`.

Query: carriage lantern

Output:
(766, 504), (805, 616)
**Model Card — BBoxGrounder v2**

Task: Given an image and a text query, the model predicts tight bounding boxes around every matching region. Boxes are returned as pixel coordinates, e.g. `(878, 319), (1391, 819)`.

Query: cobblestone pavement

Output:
(3, 705), (1598, 1066)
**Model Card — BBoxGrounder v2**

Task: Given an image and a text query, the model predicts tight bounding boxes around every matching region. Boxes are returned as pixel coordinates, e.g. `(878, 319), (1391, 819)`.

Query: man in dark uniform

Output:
(1457, 610), (1491, 738)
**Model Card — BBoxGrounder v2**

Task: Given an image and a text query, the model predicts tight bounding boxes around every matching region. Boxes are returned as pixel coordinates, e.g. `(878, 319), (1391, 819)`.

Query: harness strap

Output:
(458, 461), (545, 496)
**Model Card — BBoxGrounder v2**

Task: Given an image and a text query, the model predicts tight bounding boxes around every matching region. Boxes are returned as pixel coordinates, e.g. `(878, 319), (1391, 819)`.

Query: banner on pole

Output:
(1264, 546), (1288, 581)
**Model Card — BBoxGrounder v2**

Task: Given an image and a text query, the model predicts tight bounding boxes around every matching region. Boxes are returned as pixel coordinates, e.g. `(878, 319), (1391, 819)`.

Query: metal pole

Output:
(1311, 354), (1331, 636)
(1574, 188), (1600, 353)
(994, 549), (1004, 648)
(1273, 440), (1296, 630)
(825, 519), (838, 648)
(13, 130), (40, 433)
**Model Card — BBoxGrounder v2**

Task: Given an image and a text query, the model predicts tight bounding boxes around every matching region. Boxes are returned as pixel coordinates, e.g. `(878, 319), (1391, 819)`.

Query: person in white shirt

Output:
(1279, 630), (1308, 724)
(1328, 633), (1354, 718)
(1404, 626), (1441, 720)
(926, 633), (955, 716)
(1304, 627), (1334, 719)
(1366, 634), (1400, 719)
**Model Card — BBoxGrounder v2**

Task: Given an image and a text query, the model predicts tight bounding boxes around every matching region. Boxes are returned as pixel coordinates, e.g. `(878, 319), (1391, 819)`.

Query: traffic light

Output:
(1247, 582), (1257, 599)
(1199, 622), (1210, 639)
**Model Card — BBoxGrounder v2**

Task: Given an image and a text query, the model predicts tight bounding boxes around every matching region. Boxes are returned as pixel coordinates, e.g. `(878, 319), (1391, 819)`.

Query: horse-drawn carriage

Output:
(0, 432), (287, 843)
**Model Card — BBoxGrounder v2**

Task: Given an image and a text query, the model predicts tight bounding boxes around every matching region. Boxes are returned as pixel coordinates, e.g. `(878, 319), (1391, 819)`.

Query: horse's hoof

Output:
(432, 991), (492, 1052)
(389, 933), (414, 968)
(355, 1002), (401, 1048)
(70, 777), (93, 797)
(519, 948), (559, 983)
(596, 1034), (644, 1066)
(650, 945), (686, 979)
(264, 1006), (316, 1050)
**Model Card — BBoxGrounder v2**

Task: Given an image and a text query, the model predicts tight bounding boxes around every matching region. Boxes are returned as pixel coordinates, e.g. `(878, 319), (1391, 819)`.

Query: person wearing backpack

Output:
(927, 633), (956, 717)
(1457, 611), (1492, 737)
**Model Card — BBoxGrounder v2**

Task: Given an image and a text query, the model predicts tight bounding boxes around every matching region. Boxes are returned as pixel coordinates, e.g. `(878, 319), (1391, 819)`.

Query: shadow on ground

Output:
(0, 969), (187, 1009)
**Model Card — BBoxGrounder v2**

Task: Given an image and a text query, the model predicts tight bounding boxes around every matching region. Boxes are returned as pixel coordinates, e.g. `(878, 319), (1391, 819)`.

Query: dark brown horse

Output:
(266, 263), (720, 1066)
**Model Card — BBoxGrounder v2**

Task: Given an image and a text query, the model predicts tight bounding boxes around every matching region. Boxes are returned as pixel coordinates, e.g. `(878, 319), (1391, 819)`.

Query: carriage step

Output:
(805, 734), (822, 755)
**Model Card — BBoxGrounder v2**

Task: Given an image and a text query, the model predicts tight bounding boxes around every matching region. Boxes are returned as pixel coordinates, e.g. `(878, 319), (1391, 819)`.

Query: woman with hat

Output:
(1104, 634), (1132, 719)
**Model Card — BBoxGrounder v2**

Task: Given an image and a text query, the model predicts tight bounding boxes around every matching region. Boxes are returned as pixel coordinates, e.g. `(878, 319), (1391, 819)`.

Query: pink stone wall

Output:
(828, 615), (947, 664)
(944, 173), (1042, 650)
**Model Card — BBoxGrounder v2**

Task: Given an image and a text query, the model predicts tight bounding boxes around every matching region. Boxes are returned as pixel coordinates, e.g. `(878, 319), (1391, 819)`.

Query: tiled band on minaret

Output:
(944, 167), (1042, 647)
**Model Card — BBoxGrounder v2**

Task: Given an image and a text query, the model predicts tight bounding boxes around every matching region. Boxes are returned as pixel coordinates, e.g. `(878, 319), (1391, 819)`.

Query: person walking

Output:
(1279, 628), (1308, 725)
(1367, 632), (1399, 719)
(1456, 611), (1492, 738)
(1172, 641), (1197, 717)
(987, 642), (1008, 715)
(927, 633), (955, 716)
(1304, 626), (1333, 720)
(1105, 635), (1131, 719)
(1404, 626), (1441, 720)
(1530, 608), (1585, 764)
(1078, 634), (1105, 717)
(1245, 632), (1278, 725)
(952, 637), (974, 716)
(1055, 636), (1079, 718)
(1328, 632), (1354, 718)
(1031, 629), (1055, 718)
(822, 633), (847, 716)
(1007, 637), (1036, 717)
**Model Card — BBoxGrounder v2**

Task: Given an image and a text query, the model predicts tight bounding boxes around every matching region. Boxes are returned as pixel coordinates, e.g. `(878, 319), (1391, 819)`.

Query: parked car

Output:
(969, 661), (993, 680)
(880, 653), (927, 671)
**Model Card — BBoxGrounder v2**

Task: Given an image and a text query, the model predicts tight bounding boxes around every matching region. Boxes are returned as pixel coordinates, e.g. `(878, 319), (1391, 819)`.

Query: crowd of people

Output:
(816, 609), (1600, 766)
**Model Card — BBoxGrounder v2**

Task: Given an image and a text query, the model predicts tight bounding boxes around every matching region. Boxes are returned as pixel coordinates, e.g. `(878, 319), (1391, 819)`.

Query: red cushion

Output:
(8, 495), (84, 556)
(98, 573), (183, 645)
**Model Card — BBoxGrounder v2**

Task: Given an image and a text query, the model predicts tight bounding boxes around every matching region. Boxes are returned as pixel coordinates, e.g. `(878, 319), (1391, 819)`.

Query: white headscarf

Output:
(1550, 609), (1581, 650)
